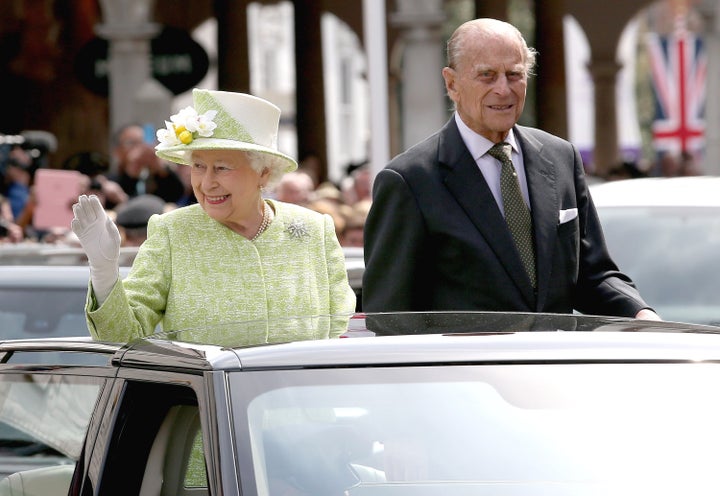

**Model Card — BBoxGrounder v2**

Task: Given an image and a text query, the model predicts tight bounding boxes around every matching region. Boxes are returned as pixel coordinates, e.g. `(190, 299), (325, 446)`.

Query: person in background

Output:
(63, 151), (128, 208)
(114, 194), (167, 247)
(341, 162), (372, 206)
(71, 88), (355, 344)
(0, 194), (22, 243)
(113, 141), (185, 204)
(2, 146), (32, 220)
(107, 123), (144, 207)
(340, 208), (365, 248)
(297, 152), (322, 189)
(306, 197), (347, 241)
(362, 18), (660, 321)
(110, 123), (145, 167)
(273, 170), (315, 205)
(108, 123), (184, 205)
(174, 160), (196, 206)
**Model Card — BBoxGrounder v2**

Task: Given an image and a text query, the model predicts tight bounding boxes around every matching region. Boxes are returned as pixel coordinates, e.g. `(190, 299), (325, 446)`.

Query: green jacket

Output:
(86, 200), (356, 345)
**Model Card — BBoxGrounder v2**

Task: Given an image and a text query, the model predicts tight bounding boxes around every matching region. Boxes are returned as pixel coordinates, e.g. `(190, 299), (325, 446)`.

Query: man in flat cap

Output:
(115, 194), (166, 247)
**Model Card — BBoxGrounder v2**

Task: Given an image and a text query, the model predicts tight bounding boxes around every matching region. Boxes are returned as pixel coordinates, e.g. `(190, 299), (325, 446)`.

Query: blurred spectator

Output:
(679, 150), (701, 176)
(174, 161), (196, 206)
(0, 194), (23, 243)
(0, 131), (57, 241)
(63, 151), (128, 207)
(298, 152), (322, 188)
(353, 198), (372, 220)
(306, 178), (372, 246)
(111, 123), (145, 171)
(13, 168), (103, 244)
(64, 151), (110, 178)
(658, 152), (678, 177)
(341, 162), (372, 205)
(314, 181), (344, 205)
(274, 170), (315, 205)
(115, 194), (167, 247)
(605, 160), (649, 181)
(2, 146), (33, 219)
(340, 199), (371, 248)
(307, 198), (347, 239)
(656, 150), (701, 177)
(110, 141), (184, 204)
(109, 123), (184, 204)
(17, 130), (57, 172)
(341, 213), (365, 247)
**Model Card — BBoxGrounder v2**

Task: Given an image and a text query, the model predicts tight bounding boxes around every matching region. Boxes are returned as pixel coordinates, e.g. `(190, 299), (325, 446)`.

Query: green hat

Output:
(155, 88), (297, 173)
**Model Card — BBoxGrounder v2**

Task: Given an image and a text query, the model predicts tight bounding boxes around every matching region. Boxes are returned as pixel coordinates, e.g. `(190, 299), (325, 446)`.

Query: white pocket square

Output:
(558, 208), (578, 224)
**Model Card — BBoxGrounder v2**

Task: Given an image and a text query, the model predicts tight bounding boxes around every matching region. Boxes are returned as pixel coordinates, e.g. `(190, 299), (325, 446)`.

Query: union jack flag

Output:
(646, 31), (707, 154)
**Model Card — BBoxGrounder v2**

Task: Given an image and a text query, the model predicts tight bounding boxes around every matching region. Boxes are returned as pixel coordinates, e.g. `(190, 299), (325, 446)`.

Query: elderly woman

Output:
(72, 89), (356, 345)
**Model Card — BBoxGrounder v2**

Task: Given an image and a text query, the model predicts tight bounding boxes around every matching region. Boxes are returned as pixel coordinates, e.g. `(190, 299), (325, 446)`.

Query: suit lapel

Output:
(439, 119), (537, 306)
(515, 127), (559, 311)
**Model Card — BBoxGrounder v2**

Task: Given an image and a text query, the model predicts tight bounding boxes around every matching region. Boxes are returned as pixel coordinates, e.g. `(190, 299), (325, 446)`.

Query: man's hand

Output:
(635, 308), (662, 321)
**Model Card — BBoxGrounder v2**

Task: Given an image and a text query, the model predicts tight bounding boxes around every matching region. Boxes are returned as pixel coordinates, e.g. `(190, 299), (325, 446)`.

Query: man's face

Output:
(442, 33), (527, 143)
(115, 126), (145, 169)
(124, 144), (156, 179)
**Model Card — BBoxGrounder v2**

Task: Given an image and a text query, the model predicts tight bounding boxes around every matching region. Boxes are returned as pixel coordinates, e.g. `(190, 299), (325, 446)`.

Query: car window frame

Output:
(76, 367), (220, 496)
(0, 364), (115, 482)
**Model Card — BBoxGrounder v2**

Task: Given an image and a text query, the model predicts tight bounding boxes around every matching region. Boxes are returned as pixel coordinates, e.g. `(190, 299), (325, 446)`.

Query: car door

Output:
(0, 345), (115, 492)
(74, 368), (219, 496)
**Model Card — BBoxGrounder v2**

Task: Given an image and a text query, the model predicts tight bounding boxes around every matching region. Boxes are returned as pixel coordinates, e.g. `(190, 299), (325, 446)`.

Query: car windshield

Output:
(597, 206), (720, 326)
(231, 362), (720, 495)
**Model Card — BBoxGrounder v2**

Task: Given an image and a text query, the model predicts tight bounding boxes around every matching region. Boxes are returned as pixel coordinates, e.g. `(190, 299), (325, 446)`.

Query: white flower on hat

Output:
(156, 106), (217, 146)
(156, 121), (181, 146)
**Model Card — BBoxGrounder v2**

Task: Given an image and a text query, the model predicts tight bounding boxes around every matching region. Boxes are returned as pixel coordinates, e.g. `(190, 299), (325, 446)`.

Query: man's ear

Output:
(442, 67), (457, 97)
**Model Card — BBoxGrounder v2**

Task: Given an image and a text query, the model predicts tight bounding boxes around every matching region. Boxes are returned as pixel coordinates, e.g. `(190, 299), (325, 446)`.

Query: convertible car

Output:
(2, 312), (720, 495)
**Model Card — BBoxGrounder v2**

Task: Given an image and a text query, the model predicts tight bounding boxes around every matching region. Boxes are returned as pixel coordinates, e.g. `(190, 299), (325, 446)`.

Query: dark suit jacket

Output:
(362, 118), (650, 317)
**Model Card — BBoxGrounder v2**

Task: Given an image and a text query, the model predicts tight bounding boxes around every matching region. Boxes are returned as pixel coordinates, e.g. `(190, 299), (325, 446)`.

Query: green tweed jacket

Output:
(86, 200), (356, 345)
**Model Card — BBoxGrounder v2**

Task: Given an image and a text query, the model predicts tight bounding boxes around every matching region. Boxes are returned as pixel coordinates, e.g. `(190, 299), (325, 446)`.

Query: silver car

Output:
(590, 176), (720, 326)
(2, 313), (720, 494)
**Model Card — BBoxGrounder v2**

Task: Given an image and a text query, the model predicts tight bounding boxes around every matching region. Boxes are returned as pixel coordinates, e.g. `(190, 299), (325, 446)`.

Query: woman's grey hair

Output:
(446, 18), (538, 76)
(245, 151), (287, 188)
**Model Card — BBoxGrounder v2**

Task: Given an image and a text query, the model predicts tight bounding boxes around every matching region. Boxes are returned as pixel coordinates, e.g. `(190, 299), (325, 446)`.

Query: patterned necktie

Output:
(487, 142), (536, 287)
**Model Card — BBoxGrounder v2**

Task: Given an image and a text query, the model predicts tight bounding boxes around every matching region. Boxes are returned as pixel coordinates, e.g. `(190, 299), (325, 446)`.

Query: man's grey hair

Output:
(446, 18), (538, 76)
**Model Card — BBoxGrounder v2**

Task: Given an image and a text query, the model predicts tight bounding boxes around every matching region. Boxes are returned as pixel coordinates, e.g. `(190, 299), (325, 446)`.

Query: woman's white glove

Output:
(71, 195), (121, 304)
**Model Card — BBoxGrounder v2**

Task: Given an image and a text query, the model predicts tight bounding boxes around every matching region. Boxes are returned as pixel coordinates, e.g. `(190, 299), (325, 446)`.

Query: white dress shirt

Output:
(454, 113), (531, 215)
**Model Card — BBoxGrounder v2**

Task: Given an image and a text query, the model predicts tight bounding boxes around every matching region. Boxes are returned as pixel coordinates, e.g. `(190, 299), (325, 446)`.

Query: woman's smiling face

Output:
(190, 149), (267, 227)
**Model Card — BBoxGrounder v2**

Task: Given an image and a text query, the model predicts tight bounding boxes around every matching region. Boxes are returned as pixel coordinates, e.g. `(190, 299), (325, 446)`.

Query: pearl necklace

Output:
(251, 201), (272, 241)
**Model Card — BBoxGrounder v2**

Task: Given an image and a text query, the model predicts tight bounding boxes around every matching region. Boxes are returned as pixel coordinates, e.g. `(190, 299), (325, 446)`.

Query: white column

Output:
(363, 0), (391, 179)
(390, 0), (447, 151)
(95, 0), (171, 143)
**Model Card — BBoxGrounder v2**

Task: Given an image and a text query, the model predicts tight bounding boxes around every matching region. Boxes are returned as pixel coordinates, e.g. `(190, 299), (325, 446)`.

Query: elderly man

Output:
(363, 18), (660, 321)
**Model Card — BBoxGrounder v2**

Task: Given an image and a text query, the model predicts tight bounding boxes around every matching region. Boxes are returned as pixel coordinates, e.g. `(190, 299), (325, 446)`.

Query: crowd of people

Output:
(0, 123), (372, 248)
(273, 162), (372, 248)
